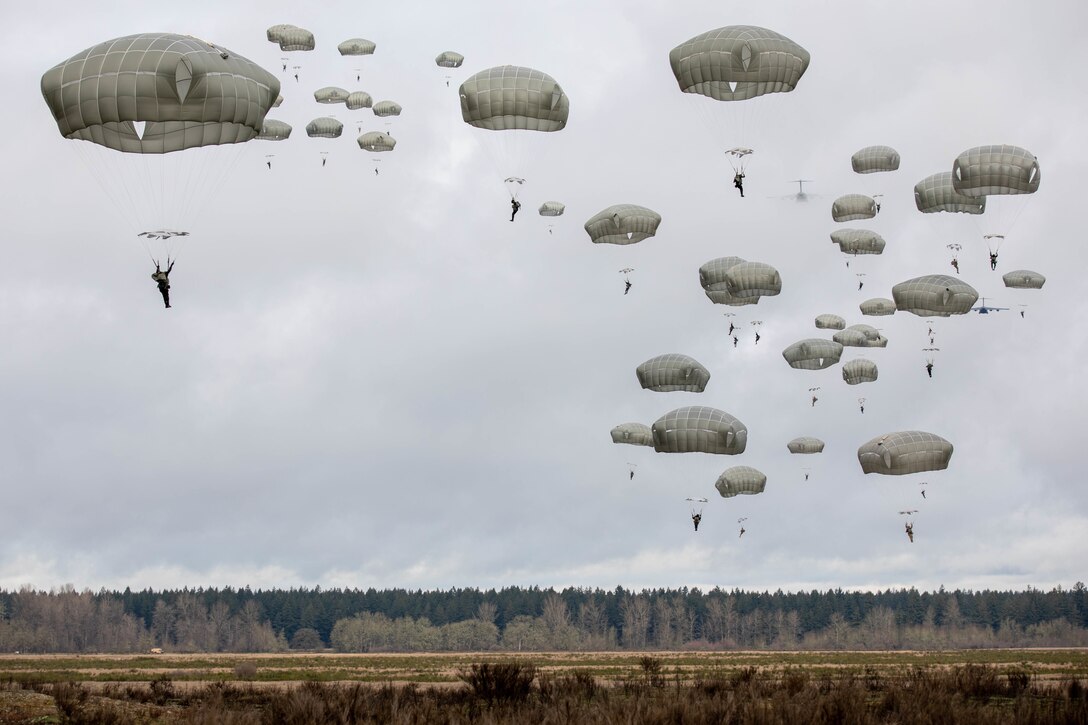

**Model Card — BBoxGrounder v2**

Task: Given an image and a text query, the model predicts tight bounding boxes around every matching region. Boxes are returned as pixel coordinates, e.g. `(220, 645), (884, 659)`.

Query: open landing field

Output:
(1, 649), (1086, 723)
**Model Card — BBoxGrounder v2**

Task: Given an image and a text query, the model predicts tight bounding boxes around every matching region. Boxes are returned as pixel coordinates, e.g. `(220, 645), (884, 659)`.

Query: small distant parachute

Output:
(851, 146), (900, 174)
(832, 194), (878, 222)
(952, 145), (1040, 197)
(715, 466), (767, 498)
(306, 117), (343, 138)
(314, 87), (350, 104)
(610, 423), (654, 447)
(585, 204), (661, 245)
(346, 92), (373, 110)
(914, 172), (986, 214)
(357, 131), (395, 152)
(842, 358), (879, 385)
(268, 25), (315, 52)
(860, 298), (896, 316)
(651, 406), (747, 454)
(338, 38), (376, 56)
(436, 51), (464, 68)
(831, 229), (885, 255)
(787, 437), (825, 454)
(256, 120), (292, 141)
(814, 314), (846, 330)
(892, 275), (979, 317)
(782, 339), (844, 370)
(858, 431), (953, 476)
(538, 201), (565, 217)
(834, 324), (888, 348)
(1002, 270), (1046, 289)
(636, 354), (711, 393)
(373, 100), (402, 117)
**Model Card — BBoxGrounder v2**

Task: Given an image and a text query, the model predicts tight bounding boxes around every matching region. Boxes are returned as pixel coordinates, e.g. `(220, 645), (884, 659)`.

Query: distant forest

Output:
(1, 584), (1086, 654)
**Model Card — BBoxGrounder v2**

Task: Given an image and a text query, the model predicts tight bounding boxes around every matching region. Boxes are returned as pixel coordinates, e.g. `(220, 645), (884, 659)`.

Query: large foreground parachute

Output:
(41, 33), (279, 255)
(669, 25), (809, 101)
(892, 275), (979, 317)
(782, 339), (843, 370)
(585, 205), (661, 245)
(858, 431), (953, 475)
(952, 145), (1041, 197)
(652, 407), (747, 454)
(636, 354), (711, 393)
(851, 146), (900, 174)
(715, 466), (767, 498)
(42, 33), (278, 152)
(611, 423), (654, 447)
(669, 25), (809, 172)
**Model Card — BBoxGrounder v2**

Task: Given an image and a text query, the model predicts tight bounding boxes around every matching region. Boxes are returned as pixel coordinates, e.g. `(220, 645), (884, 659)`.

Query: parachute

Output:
(892, 275), (979, 317)
(256, 120), (292, 141)
(273, 94), (284, 108)
(1002, 270), (1046, 289)
(952, 145), (1040, 197)
(338, 38), (376, 56)
(357, 132), (396, 152)
(722, 262), (782, 303)
(41, 33), (279, 259)
(715, 466), (767, 498)
(857, 431), (953, 476)
(834, 324), (888, 348)
(538, 201), (565, 217)
(914, 172), (986, 214)
(859, 298), (896, 316)
(346, 92), (373, 110)
(851, 146), (900, 174)
(459, 66), (569, 197)
(782, 339), (844, 370)
(651, 406), (747, 454)
(832, 194), (878, 222)
(436, 51), (464, 68)
(267, 25), (315, 52)
(306, 117), (343, 138)
(373, 101), (402, 117)
(787, 437), (825, 454)
(669, 25), (809, 175)
(699, 257), (752, 305)
(814, 314), (846, 330)
(315, 87), (350, 104)
(831, 229), (885, 256)
(610, 423), (654, 447)
(636, 354), (711, 393)
(584, 205), (661, 245)
(842, 358), (879, 385)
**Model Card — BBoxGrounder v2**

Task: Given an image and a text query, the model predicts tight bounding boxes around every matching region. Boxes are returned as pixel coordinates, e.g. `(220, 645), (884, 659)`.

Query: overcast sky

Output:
(1, 0), (1085, 595)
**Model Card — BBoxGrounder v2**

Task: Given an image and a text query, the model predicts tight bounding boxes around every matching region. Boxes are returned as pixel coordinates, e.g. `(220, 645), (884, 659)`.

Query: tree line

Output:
(1, 584), (1085, 653)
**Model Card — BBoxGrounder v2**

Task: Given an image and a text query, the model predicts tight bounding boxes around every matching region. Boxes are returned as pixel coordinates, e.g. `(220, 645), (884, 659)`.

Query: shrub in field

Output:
(458, 661), (536, 703)
(639, 655), (665, 688)
(233, 661), (258, 680)
(148, 674), (175, 705)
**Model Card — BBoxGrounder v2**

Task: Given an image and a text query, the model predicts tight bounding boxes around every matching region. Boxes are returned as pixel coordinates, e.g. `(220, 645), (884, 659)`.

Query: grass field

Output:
(1, 650), (1086, 723)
